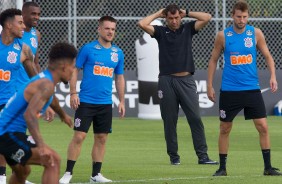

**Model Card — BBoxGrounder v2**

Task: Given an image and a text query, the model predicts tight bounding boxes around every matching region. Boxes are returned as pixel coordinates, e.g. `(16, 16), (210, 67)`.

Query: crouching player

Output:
(0, 42), (77, 184)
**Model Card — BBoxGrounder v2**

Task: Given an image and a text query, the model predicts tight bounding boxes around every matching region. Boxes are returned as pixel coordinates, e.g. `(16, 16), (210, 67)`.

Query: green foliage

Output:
(6, 116), (282, 183)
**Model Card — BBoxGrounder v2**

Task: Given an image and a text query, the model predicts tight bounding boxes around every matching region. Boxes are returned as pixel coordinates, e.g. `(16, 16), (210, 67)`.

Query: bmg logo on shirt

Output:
(93, 65), (114, 77)
(230, 54), (253, 65)
(0, 69), (11, 81)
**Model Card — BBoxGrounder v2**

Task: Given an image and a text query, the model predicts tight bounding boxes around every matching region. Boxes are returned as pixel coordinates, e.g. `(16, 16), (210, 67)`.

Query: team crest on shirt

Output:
(30, 37), (38, 48)
(13, 43), (21, 50)
(111, 47), (118, 52)
(226, 31), (233, 36)
(220, 110), (226, 119)
(246, 30), (253, 36)
(244, 37), (253, 48)
(7, 51), (18, 63)
(111, 52), (118, 62)
(94, 44), (102, 49)
(11, 149), (25, 163)
(31, 29), (37, 36)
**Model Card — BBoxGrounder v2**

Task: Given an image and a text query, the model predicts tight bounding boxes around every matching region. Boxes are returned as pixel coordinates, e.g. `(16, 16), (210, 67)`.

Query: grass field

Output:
(6, 116), (282, 183)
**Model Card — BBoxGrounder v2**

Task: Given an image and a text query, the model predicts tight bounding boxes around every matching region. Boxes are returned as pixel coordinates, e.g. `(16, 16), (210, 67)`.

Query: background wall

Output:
(1, 0), (281, 117)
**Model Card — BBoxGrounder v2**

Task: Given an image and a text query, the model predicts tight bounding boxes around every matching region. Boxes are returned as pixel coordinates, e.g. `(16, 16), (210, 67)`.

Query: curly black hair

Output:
(0, 8), (22, 27)
(48, 42), (77, 64)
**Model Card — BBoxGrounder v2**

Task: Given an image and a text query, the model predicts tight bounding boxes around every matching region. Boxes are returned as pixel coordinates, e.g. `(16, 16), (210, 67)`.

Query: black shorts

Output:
(74, 102), (112, 134)
(219, 90), (266, 122)
(0, 132), (36, 166)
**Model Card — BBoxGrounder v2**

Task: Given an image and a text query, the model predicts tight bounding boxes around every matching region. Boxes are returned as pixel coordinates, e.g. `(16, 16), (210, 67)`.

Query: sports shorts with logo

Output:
(219, 89), (266, 122)
(0, 132), (36, 166)
(74, 102), (112, 134)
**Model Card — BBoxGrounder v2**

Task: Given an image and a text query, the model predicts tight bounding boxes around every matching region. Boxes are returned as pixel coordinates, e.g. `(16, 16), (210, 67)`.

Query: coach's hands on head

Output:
(158, 8), (165, 18)
(180, 9), (186, 18)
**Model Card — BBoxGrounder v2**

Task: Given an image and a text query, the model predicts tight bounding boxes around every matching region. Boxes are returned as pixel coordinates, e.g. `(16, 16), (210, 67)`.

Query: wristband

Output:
(186, 9), (189, 17)
(70, 93), (78, 96)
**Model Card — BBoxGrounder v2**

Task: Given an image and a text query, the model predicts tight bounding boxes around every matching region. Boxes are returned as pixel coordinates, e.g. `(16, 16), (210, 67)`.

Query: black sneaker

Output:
(170, 158), (180, 165)
(213, 169), (227, 176)
(263, 167), (282, 176)
(198, 157), (219, 165)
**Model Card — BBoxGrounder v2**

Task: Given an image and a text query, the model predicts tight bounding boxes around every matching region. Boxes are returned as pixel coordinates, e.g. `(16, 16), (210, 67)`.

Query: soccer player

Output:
(20, 1), (56, 124)
(0, 8), (37, 184)
(138, 3), (218, 165)
(0, 42), (77, 184)
(207, 1), (281, 176)
(59, 15), (125, 183)
(17, 1), (42, 88)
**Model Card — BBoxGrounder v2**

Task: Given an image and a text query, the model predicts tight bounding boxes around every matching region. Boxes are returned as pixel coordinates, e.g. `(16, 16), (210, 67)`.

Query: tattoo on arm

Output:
(22, 45), (38, 76)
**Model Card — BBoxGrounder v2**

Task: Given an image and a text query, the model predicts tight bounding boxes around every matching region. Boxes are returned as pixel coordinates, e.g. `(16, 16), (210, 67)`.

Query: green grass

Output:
(7, 116), (282, 183)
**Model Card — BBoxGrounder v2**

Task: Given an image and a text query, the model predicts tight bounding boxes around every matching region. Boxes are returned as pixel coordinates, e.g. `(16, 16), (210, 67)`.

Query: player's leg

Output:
(60, 103), (93, 183)
(25, 145), (61, 184)
(59, 130), (88, 183)
(90, 104), (112, 183)
(9, 164), (31, 184)
(253, 118), (282, 175)
(213, 121), (233, 176)
(0, 156), (7, 184)
(253, 118), (269, 149)
(0, 105), (7, 184)
(213, 91), (242, 176)
(246, 90), (282, 176)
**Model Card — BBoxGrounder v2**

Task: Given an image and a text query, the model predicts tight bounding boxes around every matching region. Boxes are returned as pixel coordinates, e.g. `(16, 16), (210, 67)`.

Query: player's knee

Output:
(257, 124), (268, 135)
(219, 125), (232, 135)
(53, 152), (61, 166)
(13, 166), (30, 182)
(95, 134), (108, 145)
(73, 133), (86, 144)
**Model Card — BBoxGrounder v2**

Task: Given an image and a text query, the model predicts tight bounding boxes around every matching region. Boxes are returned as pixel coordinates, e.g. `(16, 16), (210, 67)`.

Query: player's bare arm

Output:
(255, 28), (277, 93)
(207, 31), (224, 102)
(189, 11), (212, 31)
(23, 79), (54, 148)
(49, 96), (73, 128)
(34, 30), (41, 72)
(69, 67), (80, 110)
(115, 74), (125, 118)
(137, 8), (164, 36)
(21, 43), (38, 77)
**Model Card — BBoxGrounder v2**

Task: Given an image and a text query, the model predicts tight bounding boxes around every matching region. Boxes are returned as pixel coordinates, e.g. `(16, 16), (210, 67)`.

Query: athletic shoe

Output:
(198, 157), (219, 165)
(263, 167), (282, 176)
(90, 173), (112, 183)
(170, 158), (180, 165)
(0, 175), (6, 184)
(213, 169), (227, 176)
(25, 180), (35, 184)
(59, 172), (73, 184)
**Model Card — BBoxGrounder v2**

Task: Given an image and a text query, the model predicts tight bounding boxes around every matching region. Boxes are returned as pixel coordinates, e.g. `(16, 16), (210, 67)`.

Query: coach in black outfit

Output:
(138, 4), (218, 165)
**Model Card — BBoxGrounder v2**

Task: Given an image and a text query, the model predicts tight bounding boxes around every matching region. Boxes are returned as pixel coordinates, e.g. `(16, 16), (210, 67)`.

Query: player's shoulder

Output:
(78, 41), (95, 52)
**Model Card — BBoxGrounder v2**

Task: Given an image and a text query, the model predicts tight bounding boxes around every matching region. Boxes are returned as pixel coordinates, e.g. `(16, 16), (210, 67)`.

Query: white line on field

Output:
(71, 175), (262, 184)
